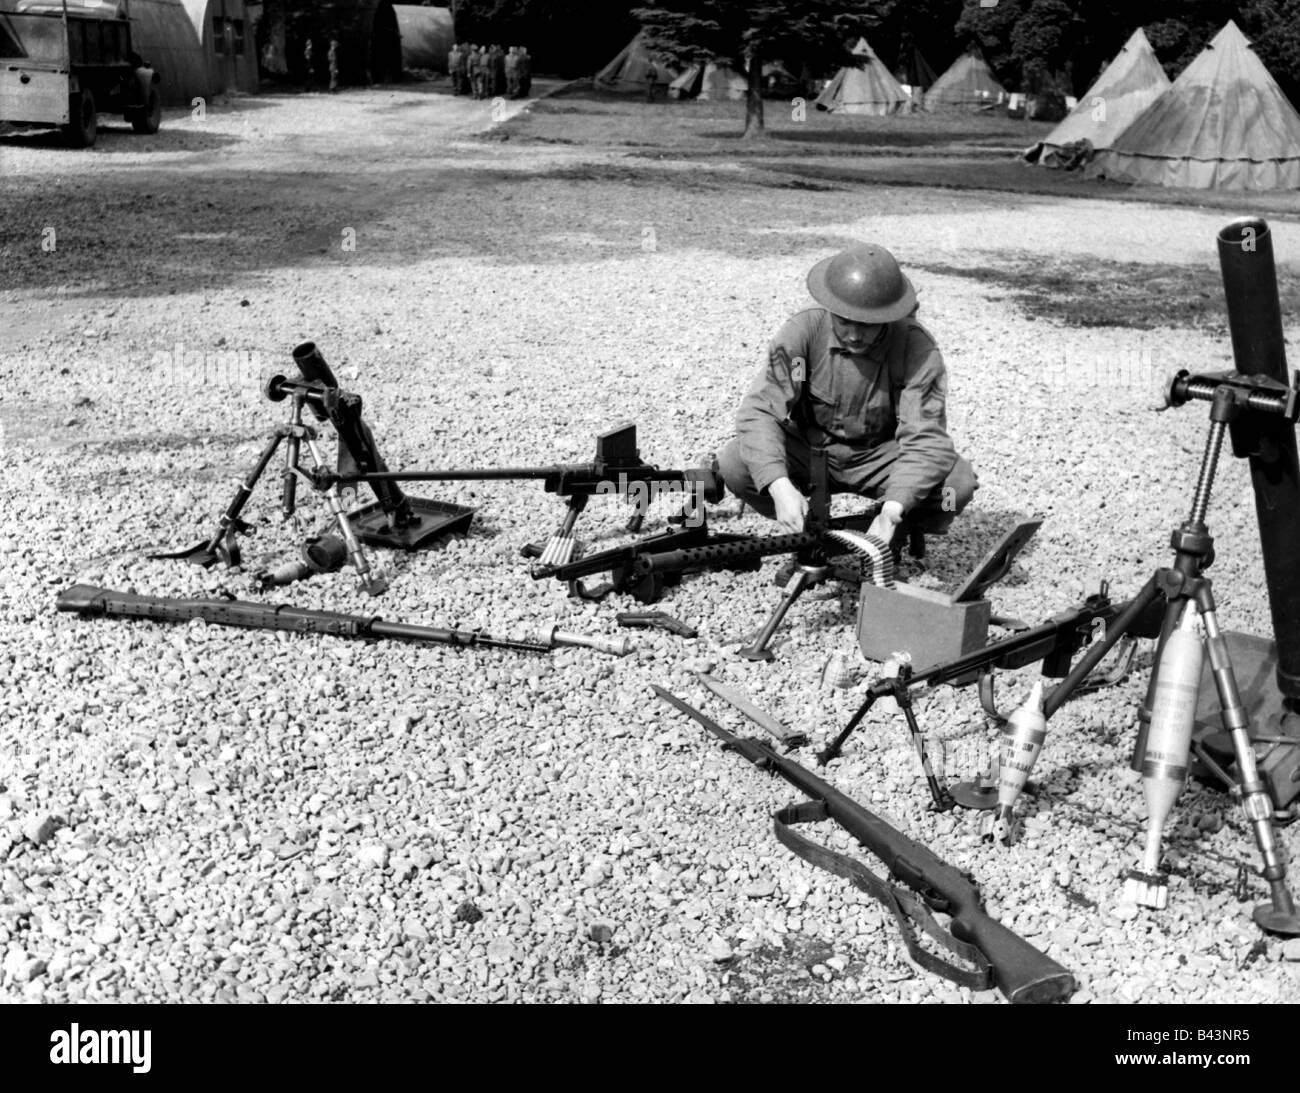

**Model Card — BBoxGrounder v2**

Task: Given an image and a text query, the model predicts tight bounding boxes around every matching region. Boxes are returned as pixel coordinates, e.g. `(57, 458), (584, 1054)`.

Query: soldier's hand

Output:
(769, 478), (808, 533)
(868, 500), (904, 544)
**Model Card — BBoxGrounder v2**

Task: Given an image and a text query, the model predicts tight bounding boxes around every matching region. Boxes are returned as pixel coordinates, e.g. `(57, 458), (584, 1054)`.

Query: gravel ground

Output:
(2, 85), (1300, 1005)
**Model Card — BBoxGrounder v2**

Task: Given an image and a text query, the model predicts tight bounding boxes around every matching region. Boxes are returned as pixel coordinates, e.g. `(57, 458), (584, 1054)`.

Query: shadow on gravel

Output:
(914, 254), (1300, 330)
(0, 159), (874, 298)
(0, 124), (242, 154)
(720, 933), (927, 1002)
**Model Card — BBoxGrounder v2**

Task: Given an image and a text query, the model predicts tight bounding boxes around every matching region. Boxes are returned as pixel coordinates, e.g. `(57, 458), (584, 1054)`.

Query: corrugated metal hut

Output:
(181, 0), (259, 95)
(392, 3), (451, 73)
(125, 0), (213, 105)
(283, 0), (402, 85)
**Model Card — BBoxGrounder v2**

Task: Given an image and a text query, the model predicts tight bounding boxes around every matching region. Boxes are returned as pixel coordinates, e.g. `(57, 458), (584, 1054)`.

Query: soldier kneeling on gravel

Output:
(718, 243), (977, 558)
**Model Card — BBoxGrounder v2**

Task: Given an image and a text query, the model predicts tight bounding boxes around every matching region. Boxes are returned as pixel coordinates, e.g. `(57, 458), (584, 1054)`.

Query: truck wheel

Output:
(130, 83), (161, 134)
(63, 89), (97, 148)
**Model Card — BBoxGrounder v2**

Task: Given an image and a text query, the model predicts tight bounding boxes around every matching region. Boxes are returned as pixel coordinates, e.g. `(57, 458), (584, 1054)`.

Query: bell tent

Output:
(669, 60), (747, 100)
(1032, 28), (1170, 166)
(1087, 21), (1300, 189)
(925, 45), (1007, 110)
(594, 31), (675, 93)
(814, 37), (908, 116)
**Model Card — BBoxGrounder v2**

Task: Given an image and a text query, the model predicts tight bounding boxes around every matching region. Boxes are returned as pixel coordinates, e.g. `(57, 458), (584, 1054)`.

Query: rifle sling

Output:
(773, 800), (994, 992)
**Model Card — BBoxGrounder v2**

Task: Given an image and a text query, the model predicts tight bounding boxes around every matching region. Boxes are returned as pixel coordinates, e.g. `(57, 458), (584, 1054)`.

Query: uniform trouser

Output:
(718, 435), (977, 535)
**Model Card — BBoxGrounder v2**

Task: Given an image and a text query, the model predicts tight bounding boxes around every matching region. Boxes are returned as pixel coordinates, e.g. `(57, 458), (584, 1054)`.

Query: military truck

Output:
(0, 0), (161, 147)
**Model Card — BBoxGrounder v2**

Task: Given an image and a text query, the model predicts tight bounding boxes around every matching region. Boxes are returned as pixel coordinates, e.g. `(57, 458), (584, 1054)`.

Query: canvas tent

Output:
(1087, 21), (1300, 190)
(1031, 28), (1169, 166)
(669, 60), (747, 100)
(814, 36), (908, 115)
(182, 0), (259, 96)
(924, 45), (1007, 110)
(594, 31), (675, 93)
(392, 4), (452, 72)
(898, 45), (937, 89)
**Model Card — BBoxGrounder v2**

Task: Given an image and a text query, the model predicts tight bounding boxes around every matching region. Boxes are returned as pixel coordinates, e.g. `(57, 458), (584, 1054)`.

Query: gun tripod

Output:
(1035, 373), (1300, 935)
(153, 342), (473, 596)
(154, 388), (390, 595)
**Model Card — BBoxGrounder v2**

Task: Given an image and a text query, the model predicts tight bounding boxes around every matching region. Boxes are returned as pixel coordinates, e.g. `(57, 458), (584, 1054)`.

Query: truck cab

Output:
(0, 0), (161, 146)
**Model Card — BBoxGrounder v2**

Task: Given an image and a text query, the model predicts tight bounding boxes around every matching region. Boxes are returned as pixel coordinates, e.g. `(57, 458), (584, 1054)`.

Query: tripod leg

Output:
(819, 689), (882, 766)
(739, 567), (818, 662)
(900, 691), (955, 811)
(1200, 606), (1300, 935)
(155, 432), (284, 567)
(282, 433), (302, 519)
(305, 435), (388, 596)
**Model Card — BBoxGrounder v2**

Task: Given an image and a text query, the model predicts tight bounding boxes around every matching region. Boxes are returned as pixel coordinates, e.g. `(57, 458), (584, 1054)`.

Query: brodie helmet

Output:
(807, 243), (916, 324)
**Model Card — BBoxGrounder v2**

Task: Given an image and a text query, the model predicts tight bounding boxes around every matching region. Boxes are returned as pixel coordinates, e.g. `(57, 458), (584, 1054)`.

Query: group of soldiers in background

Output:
(447, 43), (532, 99)
(301, 37), (341, 92)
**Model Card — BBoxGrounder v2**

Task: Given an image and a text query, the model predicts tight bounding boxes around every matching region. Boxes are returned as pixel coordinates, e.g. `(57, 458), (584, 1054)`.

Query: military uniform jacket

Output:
(736, 307), (957, 511)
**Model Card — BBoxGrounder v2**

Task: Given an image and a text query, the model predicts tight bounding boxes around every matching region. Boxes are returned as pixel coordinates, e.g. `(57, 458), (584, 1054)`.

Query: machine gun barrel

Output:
(56, 585), (633, 658)
(653, 686), (1075, 1004)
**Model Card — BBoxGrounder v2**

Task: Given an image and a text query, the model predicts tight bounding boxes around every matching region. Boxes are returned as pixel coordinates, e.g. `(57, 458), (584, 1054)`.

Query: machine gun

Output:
(529, 507), (882, 604)
(818, 584), (1163, 804)
(57, 584), (634, 658)
(308, 422), (727, 567)
(653, 686), (1076, 1004)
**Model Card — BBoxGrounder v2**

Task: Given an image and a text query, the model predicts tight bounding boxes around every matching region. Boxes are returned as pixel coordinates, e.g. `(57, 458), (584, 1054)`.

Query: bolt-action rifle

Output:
(56, 585), (633, 658)
(653, 686), (1076, 1004)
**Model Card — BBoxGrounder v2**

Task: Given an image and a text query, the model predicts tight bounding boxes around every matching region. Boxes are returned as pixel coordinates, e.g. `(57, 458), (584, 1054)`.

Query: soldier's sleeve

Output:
(885, 330), (958, 512)
(736, 315), (809, 494)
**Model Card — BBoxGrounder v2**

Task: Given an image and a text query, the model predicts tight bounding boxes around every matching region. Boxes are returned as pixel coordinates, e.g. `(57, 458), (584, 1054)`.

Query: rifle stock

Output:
(653, 686), (1075, 1004)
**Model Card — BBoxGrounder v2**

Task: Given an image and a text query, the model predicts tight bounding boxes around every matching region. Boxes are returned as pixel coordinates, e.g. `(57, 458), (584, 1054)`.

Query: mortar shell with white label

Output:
(986, 680), (1045, 845)
(1126, 605), (1204, 907)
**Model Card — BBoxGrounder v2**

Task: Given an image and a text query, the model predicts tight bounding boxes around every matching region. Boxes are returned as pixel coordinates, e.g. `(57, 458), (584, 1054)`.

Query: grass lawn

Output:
(500, 86), (1300, 219)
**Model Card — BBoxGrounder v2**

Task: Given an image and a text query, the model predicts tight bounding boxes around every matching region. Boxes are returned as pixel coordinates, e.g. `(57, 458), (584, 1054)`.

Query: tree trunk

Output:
(742, 44), (765, 140)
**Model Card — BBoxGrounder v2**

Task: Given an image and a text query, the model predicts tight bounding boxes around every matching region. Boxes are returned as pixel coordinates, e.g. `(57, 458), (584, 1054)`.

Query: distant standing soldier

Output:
(328, 39), (340, 93)
(505, 46), (519, 98)
(470, 45), (486, 99)
(448, 41), (466, 95)
(645, 59), (659, 103)
(303, 37), (315, 92)
(490, 43), (506, 98)
(517, 45), (531, 97)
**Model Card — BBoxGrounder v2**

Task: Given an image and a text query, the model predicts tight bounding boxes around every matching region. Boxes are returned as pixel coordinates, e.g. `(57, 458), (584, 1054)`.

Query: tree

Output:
(1241, 0), (1300, 105)
(631, 1), (897, 139)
